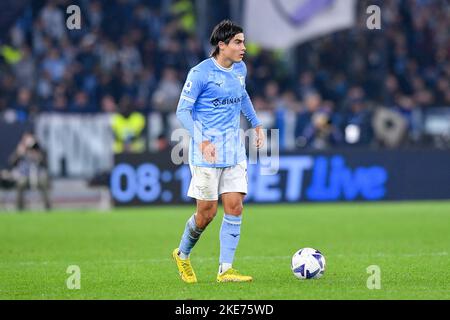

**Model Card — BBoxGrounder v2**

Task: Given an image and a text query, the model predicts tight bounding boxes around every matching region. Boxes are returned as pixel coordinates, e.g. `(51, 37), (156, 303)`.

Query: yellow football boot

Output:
(217, 268), (253, 283)
(172, 248), (197, 283)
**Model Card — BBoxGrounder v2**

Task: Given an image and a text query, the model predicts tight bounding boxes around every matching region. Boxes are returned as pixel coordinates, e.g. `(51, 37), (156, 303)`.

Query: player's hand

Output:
(199, 141), (217, 163)
(254, 126), (265, 149)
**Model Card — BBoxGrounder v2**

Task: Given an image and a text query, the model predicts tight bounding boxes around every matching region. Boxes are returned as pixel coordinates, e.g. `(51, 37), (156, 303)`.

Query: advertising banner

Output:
(110, 150), (450, 206)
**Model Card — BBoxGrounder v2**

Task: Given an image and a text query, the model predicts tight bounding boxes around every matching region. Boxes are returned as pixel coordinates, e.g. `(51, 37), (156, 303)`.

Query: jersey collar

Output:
(211, 57), (234, 72)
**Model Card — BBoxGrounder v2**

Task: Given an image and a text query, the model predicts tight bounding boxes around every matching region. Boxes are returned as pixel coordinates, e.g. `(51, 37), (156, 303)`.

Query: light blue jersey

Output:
(176, 57), (261, 167)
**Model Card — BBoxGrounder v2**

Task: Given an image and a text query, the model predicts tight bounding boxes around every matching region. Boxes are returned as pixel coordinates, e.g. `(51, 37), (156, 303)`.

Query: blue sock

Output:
(219, 214), (242, 266)
(179, 214), (204, 257)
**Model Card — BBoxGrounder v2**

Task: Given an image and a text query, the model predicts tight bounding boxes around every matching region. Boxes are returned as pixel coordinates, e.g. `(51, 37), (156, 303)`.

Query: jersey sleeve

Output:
(240, 63), (262, 128)
(176, 68), (209, 142)
(179, 68), (204, 107)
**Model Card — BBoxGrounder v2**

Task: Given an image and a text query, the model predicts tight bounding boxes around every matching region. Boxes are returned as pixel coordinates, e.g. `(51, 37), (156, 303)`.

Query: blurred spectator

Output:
(264, 81), (283, 111)
(87, 1), (103, 29)
(136, 67), (157, 111)
(42, 48), (67, 82)
(296, 71), (317, 100)
(36, 71), (52, 102)
(151, 67), (181, 113)
(51, 91), (68, 113)
(156, 133), (170, 152)
(151, 67), (182, 137)
(97, 40), (119, 74)
(295, 92), (323, 145)
(70, 91), (96, 113)
(341, 93), (374, 146)
(184, 36), (203, 68)
(303, 111), (343, 150)
(12, 45), (35, 89)
(279, 91), (302, 113)
(394, 95), (422, 143)
(11, 87), (32, 122)
(252, 94), (270, 112)
(119, 36), (143, 76)
(436, 77), (450, 106)
(111, 98), (146, 154)
(101, 94), (117, 113)
(295, 91), (344, 149)
(9, 131), (51, 210)
(39, 1), (65, 41)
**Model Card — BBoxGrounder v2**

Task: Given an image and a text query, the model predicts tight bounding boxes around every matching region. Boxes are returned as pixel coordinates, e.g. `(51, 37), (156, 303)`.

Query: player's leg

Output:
(173, 200), (218, 283)
(173, 165), (220, 283)
(219, 192), (245, 272)
(216, 161), (252, 282)
(178, 199), (218, 258)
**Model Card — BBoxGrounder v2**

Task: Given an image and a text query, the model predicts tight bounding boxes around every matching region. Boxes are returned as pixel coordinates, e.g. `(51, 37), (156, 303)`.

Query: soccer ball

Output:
(291, 248), (326, 280)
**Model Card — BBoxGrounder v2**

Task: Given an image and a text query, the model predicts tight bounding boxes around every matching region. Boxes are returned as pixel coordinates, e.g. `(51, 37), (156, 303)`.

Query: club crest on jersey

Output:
(238, 75), (245, 87)
(183, 80), (192, 93)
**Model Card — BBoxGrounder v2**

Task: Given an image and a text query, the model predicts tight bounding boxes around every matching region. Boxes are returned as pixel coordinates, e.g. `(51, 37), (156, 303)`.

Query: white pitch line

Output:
(0, 252), (447, 268)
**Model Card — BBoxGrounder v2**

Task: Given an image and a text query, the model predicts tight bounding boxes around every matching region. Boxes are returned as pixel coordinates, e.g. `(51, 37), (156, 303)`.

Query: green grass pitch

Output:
(0, 201), (449, 300)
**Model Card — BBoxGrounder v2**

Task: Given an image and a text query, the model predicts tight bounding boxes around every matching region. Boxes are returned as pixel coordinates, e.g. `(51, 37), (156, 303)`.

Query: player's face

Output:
(222, 33), (246, 63)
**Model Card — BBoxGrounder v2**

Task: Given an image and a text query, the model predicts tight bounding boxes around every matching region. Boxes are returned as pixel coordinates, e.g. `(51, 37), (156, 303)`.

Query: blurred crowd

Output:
(0, 0), (449, 150)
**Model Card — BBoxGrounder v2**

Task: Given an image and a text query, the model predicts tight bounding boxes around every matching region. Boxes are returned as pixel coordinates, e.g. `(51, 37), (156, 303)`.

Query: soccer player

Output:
(173, 20), (264, 283)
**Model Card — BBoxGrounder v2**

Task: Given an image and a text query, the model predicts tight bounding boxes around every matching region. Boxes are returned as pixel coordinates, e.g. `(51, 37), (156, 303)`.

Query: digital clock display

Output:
(110, 162), (191, 204)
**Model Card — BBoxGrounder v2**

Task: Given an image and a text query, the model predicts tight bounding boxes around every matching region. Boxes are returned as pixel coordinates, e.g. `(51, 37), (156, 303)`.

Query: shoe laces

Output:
(181, 260), (194, 277)
(226, 268), (240, 275)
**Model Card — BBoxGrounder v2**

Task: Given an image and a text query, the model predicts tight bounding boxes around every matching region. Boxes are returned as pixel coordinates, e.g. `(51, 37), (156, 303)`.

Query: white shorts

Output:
(187, 160), (248, 201)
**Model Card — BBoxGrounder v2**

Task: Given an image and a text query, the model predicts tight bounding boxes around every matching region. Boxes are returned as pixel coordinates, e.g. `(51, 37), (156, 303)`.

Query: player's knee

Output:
(196, 205), (217, 228)
(205, 210), (217, 223)
(196, 212), (216, 228)
(227, 202), (243, 216)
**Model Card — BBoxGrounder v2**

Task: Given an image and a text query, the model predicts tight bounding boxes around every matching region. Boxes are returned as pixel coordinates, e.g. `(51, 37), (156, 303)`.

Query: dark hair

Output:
(209, 20), (243, 57)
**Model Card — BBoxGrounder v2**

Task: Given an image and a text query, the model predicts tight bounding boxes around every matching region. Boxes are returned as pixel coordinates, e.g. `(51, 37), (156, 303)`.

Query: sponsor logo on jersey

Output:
(212, 96), (243, 107)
